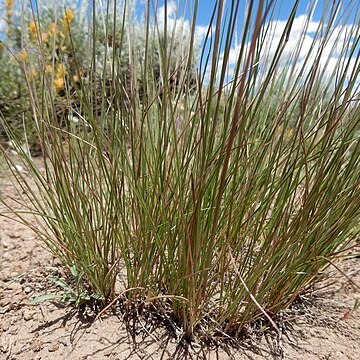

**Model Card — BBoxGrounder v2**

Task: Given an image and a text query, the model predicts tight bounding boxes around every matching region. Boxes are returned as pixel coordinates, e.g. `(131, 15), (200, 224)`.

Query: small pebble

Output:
(24, 286), (32, 294)
(12, 164), (24, 173)
(2, 253), (12, 261)
(0, 305), (10, 314)
(31, 340), (43, 353)
(2, 240), (10, 248)
(0, 339), (8, 353)
(10, 294), (24, 308)
(0, 320), (10, 332)
(0, 298), (11, 307)
(9, 327), (18, 335)
(48, 342), (59, 352)
(23, 309), (35, 321)
(8, 231), (21, 238)
(7, 282), (22, 292)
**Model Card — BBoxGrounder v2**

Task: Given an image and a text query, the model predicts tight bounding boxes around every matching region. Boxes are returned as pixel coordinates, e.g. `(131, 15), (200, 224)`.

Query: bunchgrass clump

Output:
(1, 0), (359, 341)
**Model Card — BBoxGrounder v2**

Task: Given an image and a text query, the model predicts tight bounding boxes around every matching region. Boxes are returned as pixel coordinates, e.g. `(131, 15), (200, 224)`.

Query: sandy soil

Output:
(0, 158), (359, 360)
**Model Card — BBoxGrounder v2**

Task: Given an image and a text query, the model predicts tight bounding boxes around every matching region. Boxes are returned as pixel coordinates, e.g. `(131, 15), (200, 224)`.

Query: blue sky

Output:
(1, 1), (359, 87)
(1, 1), (358, 35)
(140, 0), (359, 27)
(146, 0), (359, 85)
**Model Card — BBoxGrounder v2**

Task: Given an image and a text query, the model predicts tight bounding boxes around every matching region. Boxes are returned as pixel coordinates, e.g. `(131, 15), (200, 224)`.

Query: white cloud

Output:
(194, 24), (209, 42)
(156, 0), (177, 22)
(156, 2), (208, 47)
(0, 18), (5, 34)
(0, 6), (5, 36)
(135, 4), (358, 89)
(219, 13), (358, 86)
(152, 1), (210, 70)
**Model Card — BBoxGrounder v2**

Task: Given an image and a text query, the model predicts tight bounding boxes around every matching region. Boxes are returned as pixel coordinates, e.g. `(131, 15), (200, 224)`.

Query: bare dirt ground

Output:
(1, 158), (359, 360)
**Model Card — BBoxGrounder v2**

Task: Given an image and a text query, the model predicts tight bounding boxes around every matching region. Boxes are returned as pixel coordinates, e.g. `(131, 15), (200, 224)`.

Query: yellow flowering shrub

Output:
(17, 49), (29, 62)
(1, 4), (86, 151)
(61, 8), (74, 32)
(54, 77), (65, 92)
(49, 22), (58, 36)
(28, 69), (38, 79)
(53, 64), (67, 92)
(41, 32), (49, 42)
(55, 64), (66, 78)
(5, 0), (14, 24)
(29, 21), (37, 37)
(24, 8), (82, 94)
(45, 64), (53, 73)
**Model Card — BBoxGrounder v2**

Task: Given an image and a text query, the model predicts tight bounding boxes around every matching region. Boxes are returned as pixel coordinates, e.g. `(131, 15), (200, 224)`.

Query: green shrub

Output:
(0, 1), (200, 151)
